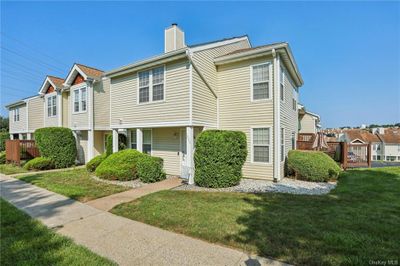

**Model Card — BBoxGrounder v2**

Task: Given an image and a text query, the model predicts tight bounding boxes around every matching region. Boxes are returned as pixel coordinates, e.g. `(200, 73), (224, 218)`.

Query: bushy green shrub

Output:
(95, 149), (142, 181)
(0, 132), (10, 152)
(137, 155), (166, 183)
(86, 154), (106, 172)
(34, 127), (76, 168)
(23, 157), (54, 170)
(0, 151), (6, 164)
(194, 130), (247, 188)
(106, 134), (113, 157)
(287, 150), (341, 182)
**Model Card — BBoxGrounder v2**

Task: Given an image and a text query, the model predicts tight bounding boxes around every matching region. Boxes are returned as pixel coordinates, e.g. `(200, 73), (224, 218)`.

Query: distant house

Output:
(298, 105), (321, 134)
(375, 128), (400, 162)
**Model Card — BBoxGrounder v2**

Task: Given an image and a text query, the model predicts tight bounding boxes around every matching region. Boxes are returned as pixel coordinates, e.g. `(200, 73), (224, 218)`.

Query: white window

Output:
(291, 132), (296, 150)
(47, 95), (57, 117)
(292, 98), (297, 111)
(280, 128), (285, 162)
(13, 108), (20, 122)
(251, 63), (270, 101)
(73, 87), (87, 113)
(373, 155), (377, 160)
(143, 129), (152, 154)
(130, 130), (137, 149)
(280, 66), (285, 102)
(138, 66), (165, 104)
(252, 128), (271, 163)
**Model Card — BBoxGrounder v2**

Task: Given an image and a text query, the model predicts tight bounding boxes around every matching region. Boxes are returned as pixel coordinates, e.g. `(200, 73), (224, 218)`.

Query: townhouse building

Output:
(7, 24), (303, 183)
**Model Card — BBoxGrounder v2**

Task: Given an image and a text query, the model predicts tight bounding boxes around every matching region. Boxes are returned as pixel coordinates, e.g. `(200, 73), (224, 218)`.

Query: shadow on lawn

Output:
(228, 169), (400, 266)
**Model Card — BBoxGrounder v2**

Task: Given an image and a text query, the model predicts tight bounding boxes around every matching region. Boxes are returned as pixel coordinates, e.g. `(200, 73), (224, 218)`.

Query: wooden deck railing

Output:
(5, 140), (40, 165)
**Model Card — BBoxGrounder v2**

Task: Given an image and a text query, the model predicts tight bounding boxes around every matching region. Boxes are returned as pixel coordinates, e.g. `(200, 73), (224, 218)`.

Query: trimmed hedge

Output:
(0, 151), (5, 164)
(23, 157), (54, 170)
(34, 127), (76, 168)
(86, 154), (106, 172)
(106, 134), (113, 157)
(287, 150), (341, 182)
(95, 149), (142, 181)
(194, 130), (247, 188)
(0, 132), (10, 152)
(137, 155), (166, 183)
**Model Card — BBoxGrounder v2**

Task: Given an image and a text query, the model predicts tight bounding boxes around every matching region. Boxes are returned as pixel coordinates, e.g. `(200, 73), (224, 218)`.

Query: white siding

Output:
(192, 69), (217, 127)
(299, 113), (317, 134)
(217, 56), (275, 180)
(94, 78), (110, 129)
(9, 104), (27, 133)
(110, 59), (190, 127)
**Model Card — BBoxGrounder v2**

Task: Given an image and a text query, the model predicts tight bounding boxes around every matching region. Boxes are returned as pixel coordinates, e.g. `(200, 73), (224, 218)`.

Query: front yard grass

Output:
(16, 169), (129, 202)
(111, 167), (400, 266)
(0, 198), (115, 265)
(0, 164), (28, 175)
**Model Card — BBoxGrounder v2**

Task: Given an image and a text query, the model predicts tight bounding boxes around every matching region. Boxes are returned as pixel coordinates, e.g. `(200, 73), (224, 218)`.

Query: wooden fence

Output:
(296, 133), (371, 169)
(5, 140), (40, 165)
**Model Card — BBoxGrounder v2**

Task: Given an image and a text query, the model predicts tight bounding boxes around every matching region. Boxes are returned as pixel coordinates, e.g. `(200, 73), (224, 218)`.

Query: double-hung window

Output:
(252, 128), (270, 163)
(130, 130), (137, 149)
(292, 98), (297, 111)
(13, 108), (20, 122)
(47, 95), (57, 117)
(73, 87), (87, 113)
(280, 66), (285, 102)
(130, 129), (152, 154)
(280, 128), (285, 161)
(252, 63), (270, 100)
(138, 66), (164, 103)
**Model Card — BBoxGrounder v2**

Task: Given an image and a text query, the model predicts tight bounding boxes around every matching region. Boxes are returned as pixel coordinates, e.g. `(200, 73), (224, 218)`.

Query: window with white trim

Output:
(252, 63), (270, 100)
(280, 128), (285, 161)
(47, 95), (57, 117)
(291, 132), (296, 150)
(280, 66), (285, 102)
(138, 66), (164, 103)
(13, 108), (20, 122)
(252, 128), (270, 163)
(292, 98), (297, 111)
(143, 129), (152, 154)
(130, 130), (137, 149)
(73, 87), (87, 113)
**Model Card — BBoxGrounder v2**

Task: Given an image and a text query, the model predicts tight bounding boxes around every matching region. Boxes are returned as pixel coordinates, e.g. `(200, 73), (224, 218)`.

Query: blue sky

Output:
(1, 1), (399, 128)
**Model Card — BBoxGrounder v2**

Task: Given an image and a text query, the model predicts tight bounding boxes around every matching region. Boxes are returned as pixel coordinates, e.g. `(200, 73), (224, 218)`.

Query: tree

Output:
(0, 115), (9, 132)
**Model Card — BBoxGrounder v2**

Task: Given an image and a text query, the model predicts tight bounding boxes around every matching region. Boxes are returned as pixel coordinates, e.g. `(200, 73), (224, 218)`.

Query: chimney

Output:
(164, 23), (185, 53)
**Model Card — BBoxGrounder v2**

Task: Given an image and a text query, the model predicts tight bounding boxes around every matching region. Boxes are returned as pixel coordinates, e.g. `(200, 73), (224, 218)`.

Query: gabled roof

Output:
(377, 129), (400, 144)
(75, 63), (104, 79)
(345, 129), (381, 143)
(64, 63), (104, 86)
(38, 75), (65, 95)
(220, 42), (285, 56)
(5, 94), (39, 109)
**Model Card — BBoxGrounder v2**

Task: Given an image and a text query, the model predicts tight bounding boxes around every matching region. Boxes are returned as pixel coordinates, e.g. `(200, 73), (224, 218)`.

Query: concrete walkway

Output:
(86, 177), (183, 211)
(0, 174), (288, 266)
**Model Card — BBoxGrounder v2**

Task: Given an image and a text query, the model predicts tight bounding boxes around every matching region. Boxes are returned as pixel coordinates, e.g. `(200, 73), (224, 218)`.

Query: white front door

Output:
(180, 129), (189, 179)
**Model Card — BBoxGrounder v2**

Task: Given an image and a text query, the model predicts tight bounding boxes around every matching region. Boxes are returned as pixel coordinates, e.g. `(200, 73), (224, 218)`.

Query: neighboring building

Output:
(6, 24), (304, 183)
(376, 128), (400, 162)
(298, 105), (321, 134)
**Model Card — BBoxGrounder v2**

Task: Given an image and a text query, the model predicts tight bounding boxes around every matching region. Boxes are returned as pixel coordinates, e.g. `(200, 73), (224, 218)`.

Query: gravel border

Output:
(174, 178), (336, 195)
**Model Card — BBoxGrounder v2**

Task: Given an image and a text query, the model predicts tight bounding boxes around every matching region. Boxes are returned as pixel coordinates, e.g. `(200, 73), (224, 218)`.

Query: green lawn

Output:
(16, 169), (129, 202)
(111, 167), (400, 266)
(0, 198), (115, 266)
(0, 164), (28, 175)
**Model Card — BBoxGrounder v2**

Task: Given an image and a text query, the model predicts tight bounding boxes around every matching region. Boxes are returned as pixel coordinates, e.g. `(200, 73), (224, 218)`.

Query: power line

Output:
(1, 72), (42, 84)
(0, 32), (70, 68)
(1, 46), (65, 74)
(1, 59), (58, 78)
(1, 68), (46, 82)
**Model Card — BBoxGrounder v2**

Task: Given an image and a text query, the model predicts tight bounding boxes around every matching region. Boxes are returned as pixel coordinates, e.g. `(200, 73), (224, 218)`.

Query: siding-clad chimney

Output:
(165, 23), (185, 53)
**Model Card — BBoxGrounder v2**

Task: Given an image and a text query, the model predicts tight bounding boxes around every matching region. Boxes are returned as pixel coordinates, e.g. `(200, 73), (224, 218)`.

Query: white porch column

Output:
(87, 130), (94, 161)
(10, 134), (14, 140)
(112, 129), (119, 153)
(27, 133), (32, 140)
(186, 126), (194, 185)
(57, 91), (63, 127)
(136, 128), (143, 152)
(18, 133), (23, 140)
(273, 50), (281, 182)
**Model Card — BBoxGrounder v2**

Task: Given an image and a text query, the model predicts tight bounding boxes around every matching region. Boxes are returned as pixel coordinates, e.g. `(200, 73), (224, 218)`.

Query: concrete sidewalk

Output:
(0, 174), (288, 266)
(86, 177), (182, 211)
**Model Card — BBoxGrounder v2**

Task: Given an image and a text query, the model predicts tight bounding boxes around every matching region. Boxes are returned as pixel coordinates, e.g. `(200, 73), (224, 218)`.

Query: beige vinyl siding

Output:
(192, 69), (217, 127)
(217, 56), (275, 180)
(44, 93), (58, 127)
(62, 92), (70, 128)
(191, 39), (250, 92)
(152, 127), (181, 175)
(70, 85), (89, 129)
(9, 105), (27, 133)
(299, 114), (317, 134)
(28, 97), (44, 131)
(279, 65), (299, 178)
(110, 59), (190, 127)
(94, 130), (110, 156)
(94, 78), (110, 129)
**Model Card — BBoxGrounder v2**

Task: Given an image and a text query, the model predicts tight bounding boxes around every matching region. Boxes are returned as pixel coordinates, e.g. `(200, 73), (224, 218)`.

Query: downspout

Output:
(87, 78), (95, 161)
(272, 49), (281, 182)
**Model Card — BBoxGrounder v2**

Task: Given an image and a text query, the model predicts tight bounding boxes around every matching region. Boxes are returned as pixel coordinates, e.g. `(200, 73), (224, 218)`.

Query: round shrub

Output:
(86, 154), (106, 172)
(287, 150), (341, 182)
(23, 157), (54, 170)
(95, 149), (142, 181)
(34, 127), (76, 168)
(137, 155), (166, 183)
(194, 130), (247, 188)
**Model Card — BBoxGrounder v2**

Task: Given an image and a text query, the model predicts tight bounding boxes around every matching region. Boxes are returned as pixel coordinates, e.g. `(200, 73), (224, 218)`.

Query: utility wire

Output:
(1, 59), (60, 78)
